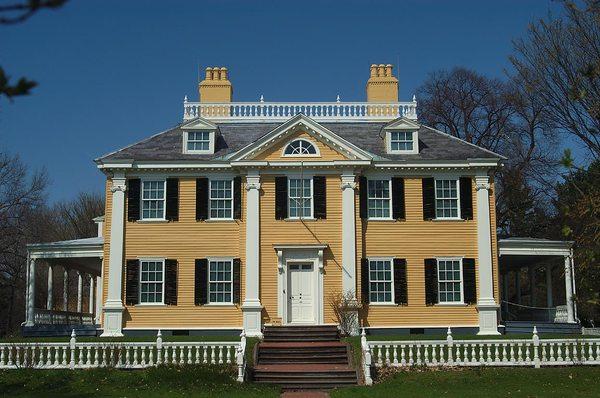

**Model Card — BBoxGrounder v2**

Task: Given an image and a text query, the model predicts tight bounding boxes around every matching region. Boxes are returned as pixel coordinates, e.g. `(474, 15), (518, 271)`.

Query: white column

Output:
(242, 170), (262, 337)
(77, 271), (83, 313)
(88, 275), (95, 314)
(529, 266), (536, 307)
(564, 255), (575, 323)
(46, 264), (53, 310)
(475, 175), (499, 335)
(63, 268), (68, 312)
(25, 257), (36, 326)
(101, 173), (127, 337)
(545, 265), (553, 307)
(341, 172), (357, 296)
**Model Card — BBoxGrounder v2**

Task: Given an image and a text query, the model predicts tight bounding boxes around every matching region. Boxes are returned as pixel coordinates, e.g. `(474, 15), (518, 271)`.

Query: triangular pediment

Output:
(231, 114), (372, 161)
(180, 117), (218, 130)
(383, 117), (421, 130)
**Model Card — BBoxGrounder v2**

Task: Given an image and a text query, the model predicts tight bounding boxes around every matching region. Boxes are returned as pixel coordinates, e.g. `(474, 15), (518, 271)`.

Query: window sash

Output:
(140, 260), (164, 304)
(367, 179), (391, 219)
(141, 180), (166, 220)
(435, 179), (460, 219)
(437, 259), (463, 303)
(368, 259), (393, 303)
(187, 131), (210, 151)
(288, 178), (313, 219)
(209, 179), (233, 219)
(208, 260), (233, 303)
(390, 131), (414, 151)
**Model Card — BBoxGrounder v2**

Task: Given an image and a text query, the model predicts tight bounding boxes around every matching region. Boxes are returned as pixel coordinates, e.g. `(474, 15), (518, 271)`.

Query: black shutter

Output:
(463, 258), (477, 304)
(393, 258), (408, 305)
(164, 259), (178, 305)
(127, 179), (141, 222)
(424, 258), (438, 306)
(460, 177), (473, 220)
(359, 176), (368, 219)
(275, 176), (288, 220)
(314, 176), (327, 219)
(195, 259), (208, 305)
(125, 259), (139, 305)
(392, 177), (406, 220)
(233, 177), (242, 220)
(422, 177), (436, 220)
(233, 258), (241, 304)
(361, 258), (370, 304)
(196, 178), (209, 221)
(166, 178), (179, 221)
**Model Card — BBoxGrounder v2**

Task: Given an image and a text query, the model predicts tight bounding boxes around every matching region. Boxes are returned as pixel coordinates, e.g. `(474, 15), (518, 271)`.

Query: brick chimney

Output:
(366, 64), (398, 102)
(199, 67), (232, 102)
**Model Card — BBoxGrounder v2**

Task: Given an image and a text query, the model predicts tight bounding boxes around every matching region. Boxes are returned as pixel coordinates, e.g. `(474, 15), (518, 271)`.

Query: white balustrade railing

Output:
(0, 330), (247, 382)
(361, 327), (600, 385)
(182, 100), (418, 122)
(33, 308), (94, 326)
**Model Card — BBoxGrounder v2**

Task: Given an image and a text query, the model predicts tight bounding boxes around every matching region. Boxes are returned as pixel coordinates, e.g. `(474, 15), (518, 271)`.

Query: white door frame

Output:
(275, 245), (326, 325)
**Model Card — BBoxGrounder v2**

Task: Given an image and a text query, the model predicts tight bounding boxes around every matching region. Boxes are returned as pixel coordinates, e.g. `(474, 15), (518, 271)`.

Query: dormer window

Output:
(386, 129), (419, 155)
(184, 130), (215, 154)
(283, 139), (319, 156)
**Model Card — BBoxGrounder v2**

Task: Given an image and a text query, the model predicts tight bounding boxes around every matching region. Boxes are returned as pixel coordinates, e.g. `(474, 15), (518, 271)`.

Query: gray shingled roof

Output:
(97, 120), (502, 163)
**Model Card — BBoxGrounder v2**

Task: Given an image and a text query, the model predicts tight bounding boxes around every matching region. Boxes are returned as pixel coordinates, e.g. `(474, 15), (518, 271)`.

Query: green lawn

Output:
(331, 367), (600, 398)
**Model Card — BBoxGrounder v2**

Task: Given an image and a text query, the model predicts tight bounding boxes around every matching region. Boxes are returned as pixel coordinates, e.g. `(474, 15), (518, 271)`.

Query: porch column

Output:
(46, 264), (53, 310)
(529, 266), (536, 307)
(475, 175), (499, 335)
(242, 170), (262, 337)
(95, 274), (102, 324)
(88, 275), (95, 314)
(564, 255), (575, 323)
(340, 172), (357, 296)
(545, 265), (553, 307)
(25, 257), (36, 326)
(63, 268), (68, 312)
(515, 269), (521, 304)
(101, 173), (126, 337)
(77, 271), (83, 313)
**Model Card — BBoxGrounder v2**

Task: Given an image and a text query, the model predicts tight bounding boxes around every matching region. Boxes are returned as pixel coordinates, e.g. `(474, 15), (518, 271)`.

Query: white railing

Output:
(182, 99), (418, 122)
(361, 327), (600, 385)
(0, 330), (247, 382)
(33, 308), (94, 325)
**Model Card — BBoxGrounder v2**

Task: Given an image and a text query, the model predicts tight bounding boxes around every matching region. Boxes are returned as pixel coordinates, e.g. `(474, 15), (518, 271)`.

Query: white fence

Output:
(361, 327), (600, 385)
(0, 330), (247, 382)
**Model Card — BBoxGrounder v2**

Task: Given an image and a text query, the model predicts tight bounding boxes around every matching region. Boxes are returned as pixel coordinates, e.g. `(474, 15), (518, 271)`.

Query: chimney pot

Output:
(377, 64), (385, 77)
(205, 67), (213, 80)
(385, 64), (393, 77)
(370, 64), (377, 78)
(220, 67), (228, 80)
(199, 65), (233, 104)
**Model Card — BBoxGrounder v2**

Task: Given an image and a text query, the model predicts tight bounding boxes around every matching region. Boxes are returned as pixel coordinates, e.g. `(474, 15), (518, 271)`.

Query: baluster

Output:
(211, 346), (217, 364)
(415, 343), (422, 365)
(557, 343), (563, 362)
(408, 344), (414, 365)
(219, 345), (225, 364)
(187, 345), (193, 365)
(86, 346), (92, 366)
(565, 342), (571, 363)
(125, 347), (131, 367)
(469, 344), (476, 365)
(22, 346), (28, 367)
(15, 346), (22, 367)
(477, 344), (483, 364)
(203, 346), (208, 364)
(588, 342), (594, 362)
(399, 344), (405, 366)
(525, 342), (531, 363)
(225, 345), (231, 364)
(133, 346), (139, 366)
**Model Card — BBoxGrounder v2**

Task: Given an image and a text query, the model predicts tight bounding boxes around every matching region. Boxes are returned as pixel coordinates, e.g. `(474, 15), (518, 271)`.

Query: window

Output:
(438, 259), (463, 303)
(368, 259), (393, 303)
(186, 131), (211, 152)
(288, 178), (312, 218)
(435, 179), (460, 219)
(209, 179), (233, 219)
(140, 260), (164, 304)
(390, 131), (414, 151)
(367, 179), (391, 219)
(208, 259), (233, 303)
(284, 139), (318, 156)
(141, 180), (166, 220)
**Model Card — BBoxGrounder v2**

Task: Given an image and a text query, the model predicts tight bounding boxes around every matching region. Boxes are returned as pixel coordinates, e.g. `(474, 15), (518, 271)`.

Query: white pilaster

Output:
(88, 275), (95, 314)
(46, 264), (53, 310)
(545, 265), (553, 307)
(77, 271), (83, 313)
(25, 258), (36, 326)
(242, 171), (262, 337)
(101, 173), (127, 337)
(564, 255), (575, 323)
(474, 175), (499, 335)
(95, 274), (103, 324)
(340, 172), (357, 296)
(63, 268), (68, 312)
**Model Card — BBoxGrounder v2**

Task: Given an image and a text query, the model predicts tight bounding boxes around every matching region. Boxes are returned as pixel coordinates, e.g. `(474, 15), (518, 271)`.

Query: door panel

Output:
(287, 263), (315, 324)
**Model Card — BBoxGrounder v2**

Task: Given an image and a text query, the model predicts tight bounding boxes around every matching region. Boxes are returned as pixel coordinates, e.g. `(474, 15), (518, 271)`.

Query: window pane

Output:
(390, 131), (414, 151)
(438, 260), (462, 303)
(208, 260), (233, 303)
(288, 178), (312, 218)
(140, 261), (164, 303)
(141, 181), (165, 219)
(435, 179), (459, 218)
(368, 260), (393, 303)
(210, 180), (233, 219)
(187, 131), (210, 151)
(367, 180), (391, 218)
(284, 139), (317, 155)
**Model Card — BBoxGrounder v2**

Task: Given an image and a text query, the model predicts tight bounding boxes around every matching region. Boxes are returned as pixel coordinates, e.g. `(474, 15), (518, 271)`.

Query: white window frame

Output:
(183, 130), (215, 154)
(138, 258), (165, 305)
(367, 257), (395, 305)
(367, 178), (393, 220)
(282, 138), (321, 157)
(207, 257), (234, 305)
(434, 178), (461, 220)
(287, 176), (314, 219)
(386, 129), (419, 155)
(140, 179), (167, 221)
(436, 257), (464, 305)
(209, 178), (234, 220)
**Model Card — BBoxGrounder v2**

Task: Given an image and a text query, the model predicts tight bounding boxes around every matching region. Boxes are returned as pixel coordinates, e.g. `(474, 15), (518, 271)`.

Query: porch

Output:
(498, 238), (579, 334)
(23, 229), (104, 336)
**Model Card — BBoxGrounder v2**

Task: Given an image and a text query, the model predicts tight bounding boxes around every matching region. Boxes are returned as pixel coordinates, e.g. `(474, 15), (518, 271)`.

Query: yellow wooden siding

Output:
(253, 131), (349, 161)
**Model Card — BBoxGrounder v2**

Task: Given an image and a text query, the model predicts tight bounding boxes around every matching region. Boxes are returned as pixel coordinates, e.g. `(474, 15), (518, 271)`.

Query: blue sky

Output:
(1, 0), (562, 202)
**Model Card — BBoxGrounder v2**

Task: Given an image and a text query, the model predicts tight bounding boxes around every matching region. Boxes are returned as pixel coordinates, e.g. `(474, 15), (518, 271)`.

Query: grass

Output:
(331, 366), (600, 398)
(0, 365), (280, 398)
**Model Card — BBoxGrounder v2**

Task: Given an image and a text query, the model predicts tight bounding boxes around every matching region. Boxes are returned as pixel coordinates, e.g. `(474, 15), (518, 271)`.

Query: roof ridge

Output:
(422, 125), (507, 160)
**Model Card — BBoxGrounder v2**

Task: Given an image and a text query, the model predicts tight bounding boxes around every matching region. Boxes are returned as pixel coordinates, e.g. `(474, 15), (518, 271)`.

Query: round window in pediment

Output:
(284, 139), (318, 156)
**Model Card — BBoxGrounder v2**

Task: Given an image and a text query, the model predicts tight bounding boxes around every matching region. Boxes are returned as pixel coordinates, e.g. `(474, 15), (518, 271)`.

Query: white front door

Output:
(287, 263), (315, 324)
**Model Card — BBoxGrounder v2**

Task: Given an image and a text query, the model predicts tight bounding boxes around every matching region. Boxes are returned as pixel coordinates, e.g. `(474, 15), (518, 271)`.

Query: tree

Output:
(45, 192), (105, 241)
(510, 0), (600, 158)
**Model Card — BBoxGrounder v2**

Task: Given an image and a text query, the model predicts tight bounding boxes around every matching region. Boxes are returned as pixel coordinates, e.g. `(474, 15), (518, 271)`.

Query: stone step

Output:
(253, 363), (358, 389)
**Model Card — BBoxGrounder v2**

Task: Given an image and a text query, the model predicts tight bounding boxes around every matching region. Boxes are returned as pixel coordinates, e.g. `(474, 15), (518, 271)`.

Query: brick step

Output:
(253, 364), (357, 389)
(258, 357), (349, 364)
